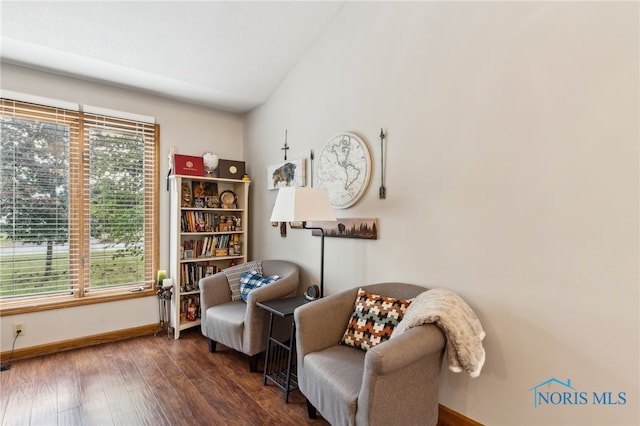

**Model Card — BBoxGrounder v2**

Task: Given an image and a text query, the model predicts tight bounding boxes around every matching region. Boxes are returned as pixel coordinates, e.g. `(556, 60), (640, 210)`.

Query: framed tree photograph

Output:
(309, 218), (378, 240)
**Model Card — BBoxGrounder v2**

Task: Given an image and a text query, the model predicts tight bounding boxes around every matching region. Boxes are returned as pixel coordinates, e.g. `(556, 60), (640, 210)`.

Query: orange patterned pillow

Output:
(341, 288), (412, 351)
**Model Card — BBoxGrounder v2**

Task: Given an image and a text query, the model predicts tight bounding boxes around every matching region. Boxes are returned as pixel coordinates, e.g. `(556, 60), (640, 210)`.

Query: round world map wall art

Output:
(316, 132), (372, 209)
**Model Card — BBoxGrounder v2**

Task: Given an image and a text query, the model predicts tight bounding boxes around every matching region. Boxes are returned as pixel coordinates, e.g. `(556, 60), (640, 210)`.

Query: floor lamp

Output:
(270, 187), (336, 298)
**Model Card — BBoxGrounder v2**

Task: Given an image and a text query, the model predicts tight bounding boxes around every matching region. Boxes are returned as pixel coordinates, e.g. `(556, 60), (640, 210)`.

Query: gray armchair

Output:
(199, 260), (299, 372)
(294, 283), (446, 426)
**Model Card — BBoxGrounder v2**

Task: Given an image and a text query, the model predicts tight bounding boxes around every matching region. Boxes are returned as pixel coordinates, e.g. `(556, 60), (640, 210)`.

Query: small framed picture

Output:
(184, 250), (194, 259)
(267, 158), (306, 190)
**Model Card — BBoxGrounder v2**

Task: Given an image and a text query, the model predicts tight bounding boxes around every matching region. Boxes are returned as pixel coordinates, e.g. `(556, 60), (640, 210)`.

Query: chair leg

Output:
(248, 353), (259, 372)
(208, 339), (217, 353)
(305, 398), (317, 418)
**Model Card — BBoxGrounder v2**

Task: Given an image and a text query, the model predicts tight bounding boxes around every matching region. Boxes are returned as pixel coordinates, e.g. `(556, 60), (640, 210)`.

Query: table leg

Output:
(284, 318), (296, 402)
(263, 312), (275, 385)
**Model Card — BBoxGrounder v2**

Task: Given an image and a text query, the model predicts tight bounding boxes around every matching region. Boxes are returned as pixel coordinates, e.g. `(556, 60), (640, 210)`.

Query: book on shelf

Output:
(179, 262), (220, 291)
(181, 211), (230, 232)
(181, 234), (241, 259)
(201, 236), (219, 257)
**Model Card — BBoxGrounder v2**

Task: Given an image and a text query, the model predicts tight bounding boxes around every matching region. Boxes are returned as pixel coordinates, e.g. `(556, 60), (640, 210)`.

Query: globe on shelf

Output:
(203, 152), (219, 177)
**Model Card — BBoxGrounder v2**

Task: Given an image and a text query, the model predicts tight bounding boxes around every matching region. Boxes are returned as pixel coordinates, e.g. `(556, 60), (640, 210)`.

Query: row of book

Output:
(179, 263), (221, 291)
(181, 211), (241, 233)
(182, 234), (242, 259)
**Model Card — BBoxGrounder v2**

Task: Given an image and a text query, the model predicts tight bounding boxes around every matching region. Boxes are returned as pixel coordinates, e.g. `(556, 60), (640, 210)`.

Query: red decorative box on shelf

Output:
(174, 154), (204, 176)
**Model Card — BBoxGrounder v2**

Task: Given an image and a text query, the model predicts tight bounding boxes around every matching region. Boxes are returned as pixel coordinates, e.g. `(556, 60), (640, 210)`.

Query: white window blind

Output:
(82, 112), (158, 295)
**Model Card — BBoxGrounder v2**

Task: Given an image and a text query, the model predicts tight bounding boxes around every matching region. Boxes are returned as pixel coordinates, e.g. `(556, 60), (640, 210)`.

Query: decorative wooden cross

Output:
(281, 130), (289, 161)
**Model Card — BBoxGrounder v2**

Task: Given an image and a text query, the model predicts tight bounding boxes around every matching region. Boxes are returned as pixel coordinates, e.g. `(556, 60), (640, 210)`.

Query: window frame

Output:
(0, 96), (160, 316)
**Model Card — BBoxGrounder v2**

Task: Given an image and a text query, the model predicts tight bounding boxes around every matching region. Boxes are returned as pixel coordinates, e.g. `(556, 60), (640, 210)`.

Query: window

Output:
(0, 96), (159, 314)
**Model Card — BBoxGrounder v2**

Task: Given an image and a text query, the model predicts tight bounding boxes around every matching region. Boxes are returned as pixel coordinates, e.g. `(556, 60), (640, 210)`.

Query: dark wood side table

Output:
(257, 295), (310, 402)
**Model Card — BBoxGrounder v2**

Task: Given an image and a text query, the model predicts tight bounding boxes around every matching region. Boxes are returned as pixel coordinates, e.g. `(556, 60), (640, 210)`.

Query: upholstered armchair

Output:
(294, 282), (446, 426)
(199, 260), (299, 372)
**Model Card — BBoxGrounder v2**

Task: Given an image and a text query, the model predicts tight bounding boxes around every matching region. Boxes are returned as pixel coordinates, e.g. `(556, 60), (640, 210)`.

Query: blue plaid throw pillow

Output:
(239, 270), (280, 302)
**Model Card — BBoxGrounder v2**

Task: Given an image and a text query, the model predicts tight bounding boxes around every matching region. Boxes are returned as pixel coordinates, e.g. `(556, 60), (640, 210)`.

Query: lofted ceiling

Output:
(0, 1), (344, 113)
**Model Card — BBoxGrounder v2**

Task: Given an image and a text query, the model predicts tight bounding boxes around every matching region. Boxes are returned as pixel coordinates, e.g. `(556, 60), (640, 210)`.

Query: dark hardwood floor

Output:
(0, 328), (330, 425)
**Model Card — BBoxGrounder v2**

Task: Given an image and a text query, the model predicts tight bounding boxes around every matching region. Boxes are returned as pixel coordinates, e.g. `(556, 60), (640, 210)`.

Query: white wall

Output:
(244, 2), (638, 425)
(0, 63), (244, 352)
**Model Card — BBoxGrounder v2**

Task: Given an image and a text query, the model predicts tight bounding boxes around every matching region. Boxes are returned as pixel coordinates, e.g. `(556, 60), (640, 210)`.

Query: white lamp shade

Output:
(270, 187), (336, 222)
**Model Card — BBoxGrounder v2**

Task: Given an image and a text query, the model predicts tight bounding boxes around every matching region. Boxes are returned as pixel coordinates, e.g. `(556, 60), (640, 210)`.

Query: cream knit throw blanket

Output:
(392, 288), (486, 378)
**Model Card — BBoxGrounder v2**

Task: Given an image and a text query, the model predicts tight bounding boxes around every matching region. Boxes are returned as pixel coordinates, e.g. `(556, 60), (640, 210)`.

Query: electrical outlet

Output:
(13, 322), (24, 337)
